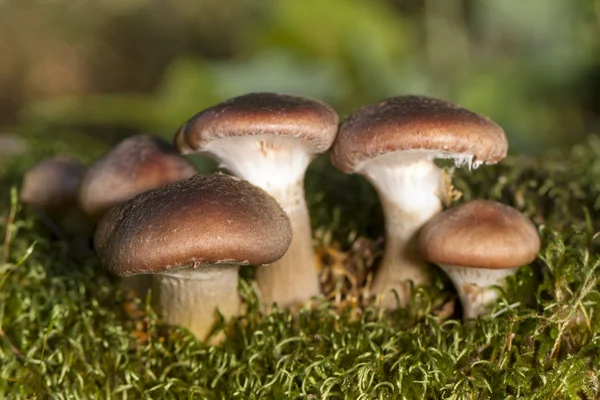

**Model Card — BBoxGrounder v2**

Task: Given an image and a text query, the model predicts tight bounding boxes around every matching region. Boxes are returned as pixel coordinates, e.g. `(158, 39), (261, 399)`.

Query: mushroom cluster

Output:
(174, 93), (339, 308)
(331, 96), (508, 308)
(20, 92), (541, 341)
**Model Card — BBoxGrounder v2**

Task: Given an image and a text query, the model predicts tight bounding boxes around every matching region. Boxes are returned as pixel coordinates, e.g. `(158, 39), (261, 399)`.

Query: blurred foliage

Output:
(1, 0), (600, 154)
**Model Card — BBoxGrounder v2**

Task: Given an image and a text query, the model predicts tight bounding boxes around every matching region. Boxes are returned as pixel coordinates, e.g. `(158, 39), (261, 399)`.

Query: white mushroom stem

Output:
(438, 264), (517, 320)
(152, 265), (240, 341)
(359, 154), (444, 308)
(254, 190), (319, 308)
(203, 136), (321, 307)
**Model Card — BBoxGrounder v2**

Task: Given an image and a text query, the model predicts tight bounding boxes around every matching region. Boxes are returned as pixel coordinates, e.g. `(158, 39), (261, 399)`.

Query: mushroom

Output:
(330, 95), (508, 308)
(418, 200), (540, 320)
(78, 135), (197, 296)
(21, 155), (92, 250)
(22, 155), (85, 213)
(94, 174), (292, 340)
(78, 134), (197, 221)
(174, 92), (339, 307)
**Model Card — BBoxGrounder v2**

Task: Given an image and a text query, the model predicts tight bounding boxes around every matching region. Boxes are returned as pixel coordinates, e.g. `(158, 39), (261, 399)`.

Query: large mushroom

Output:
(174, 92), (339, 307)
(94, 174), (292, 340)
(419, 200), (540, 320)
(79, 134), (197, 296)
(331, 95), (507, 308)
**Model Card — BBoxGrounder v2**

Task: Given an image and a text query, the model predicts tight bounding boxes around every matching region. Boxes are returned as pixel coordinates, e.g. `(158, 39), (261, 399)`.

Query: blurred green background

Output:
(1, 0), (600, 155)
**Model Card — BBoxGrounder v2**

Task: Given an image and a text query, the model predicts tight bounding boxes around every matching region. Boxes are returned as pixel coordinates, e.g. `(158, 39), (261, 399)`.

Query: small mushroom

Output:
(78, 134), (196, 221)
(94, 174), (292, 340)
(21, 155), (85, 213)
(174, 93), (339, 308)
(21, 156), (92, 250)
(79, 134), (197, 296)
(418, 200), (540, 320)
(331, 95), (507, 308)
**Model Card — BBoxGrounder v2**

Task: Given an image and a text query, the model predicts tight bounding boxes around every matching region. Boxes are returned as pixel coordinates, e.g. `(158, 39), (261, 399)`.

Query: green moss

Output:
(1, 136), (600, 399)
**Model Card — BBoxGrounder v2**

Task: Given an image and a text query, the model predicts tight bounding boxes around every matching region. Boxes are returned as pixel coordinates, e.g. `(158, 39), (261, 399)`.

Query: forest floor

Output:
(1, 133), (599, 399)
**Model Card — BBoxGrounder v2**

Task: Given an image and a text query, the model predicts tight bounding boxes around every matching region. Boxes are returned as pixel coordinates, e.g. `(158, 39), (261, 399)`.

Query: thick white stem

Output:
(152, 265), (240, 341)
(255, 183), (321, 307)
(361, 157), (443, 309)
(203, 136), (321, 307)
(439, 264), (516, 320)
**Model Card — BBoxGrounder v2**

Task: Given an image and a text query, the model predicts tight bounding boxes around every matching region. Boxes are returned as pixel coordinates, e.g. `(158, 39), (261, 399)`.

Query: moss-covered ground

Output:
(1, 135), (600, 399)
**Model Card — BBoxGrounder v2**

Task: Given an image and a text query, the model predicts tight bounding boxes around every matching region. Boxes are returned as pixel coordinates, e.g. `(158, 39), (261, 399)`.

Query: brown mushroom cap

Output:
(418, 200), (540, 269)
(331, 95), (508, 173)
(174, 92), (339, 154)
(21, 155), (86, 211)
(78, 134), (196, 220)
(95, 174), (292, 276)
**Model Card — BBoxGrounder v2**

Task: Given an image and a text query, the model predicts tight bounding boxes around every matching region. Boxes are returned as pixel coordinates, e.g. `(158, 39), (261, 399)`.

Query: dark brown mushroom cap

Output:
(21, 155), (85, 211)
(331, 95), (508, 173)
(419, 200), (540, 269)
(94, 174), (292, 276)
(78, 134), (196, 220)
(174, 92), (339, 154)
